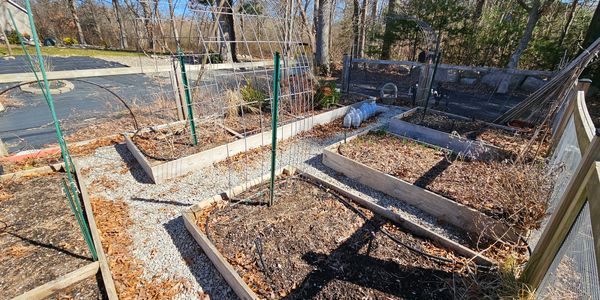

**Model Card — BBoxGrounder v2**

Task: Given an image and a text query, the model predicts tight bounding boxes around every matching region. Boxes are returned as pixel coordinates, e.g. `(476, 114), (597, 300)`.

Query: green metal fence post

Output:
(177, 47), (198, 145)
(14, 0), (97, 260)
(269, 52), (282, 207)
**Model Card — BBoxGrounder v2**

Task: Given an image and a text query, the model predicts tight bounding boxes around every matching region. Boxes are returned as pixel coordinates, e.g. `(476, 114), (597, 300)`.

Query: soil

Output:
(132, 122), (237, 162)
(338, 132), (552, 230)
(196, 176), (467, 299)
(0, 173), (101, 299)
(404, 111), (550, 160)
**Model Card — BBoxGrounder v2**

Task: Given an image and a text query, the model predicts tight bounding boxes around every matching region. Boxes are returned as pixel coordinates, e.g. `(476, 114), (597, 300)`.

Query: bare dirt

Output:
(132, 122), (237, 162)
(404, 111), (550, 160)
(0, 173), (101, 299)
(196, 176), (467, 299)
(338, 132), (552, 230)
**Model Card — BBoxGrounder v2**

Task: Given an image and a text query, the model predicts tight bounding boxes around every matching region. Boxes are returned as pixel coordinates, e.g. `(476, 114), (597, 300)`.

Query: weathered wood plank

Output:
(183, 211), (259, 300)
(73, 160), (119, 299)
(298, 172), (495, 266)
(322, 143), (518, 243)
(573, 91), (596, 152)
(11, 262), (99, 300)
(129, 101), (368, 184)
(523, 135), (600, 288)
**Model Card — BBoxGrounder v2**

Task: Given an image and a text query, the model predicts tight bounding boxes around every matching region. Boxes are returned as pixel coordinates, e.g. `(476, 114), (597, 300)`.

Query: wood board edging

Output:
(11, 262), (99, 300)
(322, 131), (519, 244)
(183, 166), (495, 299)
(127, 101), (368, 184)
(73, 160), (119, 299)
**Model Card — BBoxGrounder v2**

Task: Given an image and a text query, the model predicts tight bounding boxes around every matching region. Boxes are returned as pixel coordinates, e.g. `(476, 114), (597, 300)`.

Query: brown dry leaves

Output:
(91, 196), (187, 299)
(340, 132), (552, 230)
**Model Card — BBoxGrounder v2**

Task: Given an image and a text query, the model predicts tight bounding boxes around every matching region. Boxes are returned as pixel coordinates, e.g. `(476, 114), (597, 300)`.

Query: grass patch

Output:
(0, 45), (145, 57)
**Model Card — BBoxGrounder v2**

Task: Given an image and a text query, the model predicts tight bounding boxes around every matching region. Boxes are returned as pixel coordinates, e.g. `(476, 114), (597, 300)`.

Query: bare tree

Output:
(140, 0), (154, 50)
(67, 0), (86, 44)
(315, 0), (332, 75)
(352, 0), (360, 57)
(296, 0), (314, 50)
(112, 0), (128, 49)
(506, 0), (555, 69)
(358, 0), (368, 57)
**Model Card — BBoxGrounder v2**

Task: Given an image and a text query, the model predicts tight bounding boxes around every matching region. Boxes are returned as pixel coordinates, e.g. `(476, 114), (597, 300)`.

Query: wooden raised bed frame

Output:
(126, 101), (368, 184)
(322, 129), (520, 243)
(389, 107), (517, 160)
(182, 166), (495, 300)
(0, 163), (118, 300)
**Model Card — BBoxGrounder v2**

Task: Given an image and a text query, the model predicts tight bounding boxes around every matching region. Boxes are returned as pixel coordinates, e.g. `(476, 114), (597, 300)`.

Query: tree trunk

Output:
(558, 0), (577, 48)
(296, 0), (315, 50)
(112, 0), (127, 49)
(352, 0), (360, 57)
(89, 1), (105, 46)
(506, 0), (542, 69)
(358, 0), (368, 57)
(140, 0), (154, 51)
(381, 0), (400, 60)
(370, 0), (377, 20)
(67, 0), (86, 44)
(313, 0), (319, 35)
(583, 2), (600, 48)
(219, 1), (238, 63)
(315, 0), (332, 75)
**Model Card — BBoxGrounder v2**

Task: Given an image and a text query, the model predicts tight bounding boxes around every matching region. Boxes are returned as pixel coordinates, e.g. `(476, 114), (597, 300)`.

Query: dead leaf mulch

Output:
(0, 173), (100, 298)
(339, 132), (552, 230)
(196, 177), (465, 299)
(91, 196), (188, 299)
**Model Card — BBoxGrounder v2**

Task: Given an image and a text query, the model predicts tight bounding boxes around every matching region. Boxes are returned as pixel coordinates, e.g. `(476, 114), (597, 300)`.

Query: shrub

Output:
(240, 80), (267, 113)
(315, 81), (340, 109)
(63, 37), (78, 45)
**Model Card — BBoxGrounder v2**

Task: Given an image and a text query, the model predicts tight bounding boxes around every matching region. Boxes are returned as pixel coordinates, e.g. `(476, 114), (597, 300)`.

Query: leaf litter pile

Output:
(404, 111), (549, 160)
(196, 176), (473, 299)
(339, 132), (553, 231)
(0, 173), (101, 298)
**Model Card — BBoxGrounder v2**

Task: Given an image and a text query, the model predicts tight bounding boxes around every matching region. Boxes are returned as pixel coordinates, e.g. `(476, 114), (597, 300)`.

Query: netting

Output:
(537, 201), (600, 299)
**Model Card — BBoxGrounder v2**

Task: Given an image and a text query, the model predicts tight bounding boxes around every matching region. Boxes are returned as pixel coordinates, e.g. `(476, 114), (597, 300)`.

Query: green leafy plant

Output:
(240, 80), (267, 113)
(315, 81), (340, 109)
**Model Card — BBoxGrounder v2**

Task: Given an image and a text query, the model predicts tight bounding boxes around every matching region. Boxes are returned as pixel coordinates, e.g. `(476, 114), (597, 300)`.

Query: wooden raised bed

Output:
(388, 107), (515, 160)
(126, 101), (368, 183)
(322, 130), (522, 243)
(183, 166), (495, 299)
(0, 169), (116, 299)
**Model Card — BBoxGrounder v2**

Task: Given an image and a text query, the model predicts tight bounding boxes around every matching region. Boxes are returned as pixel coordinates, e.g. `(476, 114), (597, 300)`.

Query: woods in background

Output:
(3, 0), (599, 75)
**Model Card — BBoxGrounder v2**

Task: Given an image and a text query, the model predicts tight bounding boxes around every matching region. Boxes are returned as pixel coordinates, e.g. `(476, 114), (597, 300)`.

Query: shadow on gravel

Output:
(130, 197), (191, 207)
(114, 143), (153, 184)
(163, 216), (235, 299)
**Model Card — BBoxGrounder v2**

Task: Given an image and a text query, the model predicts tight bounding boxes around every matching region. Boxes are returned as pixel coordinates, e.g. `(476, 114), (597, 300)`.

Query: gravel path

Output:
(76, 105), (471, 299)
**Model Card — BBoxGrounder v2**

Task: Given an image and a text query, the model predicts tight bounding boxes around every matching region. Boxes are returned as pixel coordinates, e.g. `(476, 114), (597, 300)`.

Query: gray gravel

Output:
(76, 105), (470, 299)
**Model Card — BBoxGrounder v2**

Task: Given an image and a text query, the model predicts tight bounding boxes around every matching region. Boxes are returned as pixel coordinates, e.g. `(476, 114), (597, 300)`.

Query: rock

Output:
(460, 77), (477, 85)
(521, 76), (546, 92)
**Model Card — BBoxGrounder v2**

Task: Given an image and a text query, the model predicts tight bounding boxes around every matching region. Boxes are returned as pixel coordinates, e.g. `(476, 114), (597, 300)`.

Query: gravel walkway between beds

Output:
(76, 105), (471, 299)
